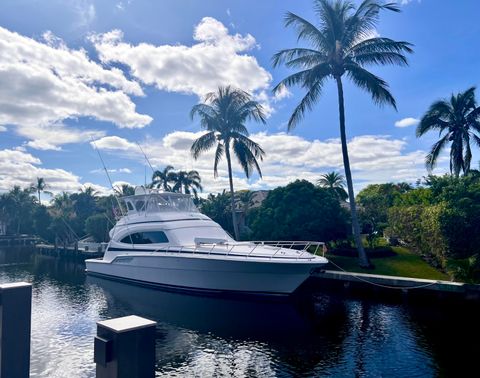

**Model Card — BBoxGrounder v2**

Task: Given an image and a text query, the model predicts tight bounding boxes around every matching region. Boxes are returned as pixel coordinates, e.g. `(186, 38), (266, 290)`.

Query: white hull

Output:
(86, 254), (325, 295)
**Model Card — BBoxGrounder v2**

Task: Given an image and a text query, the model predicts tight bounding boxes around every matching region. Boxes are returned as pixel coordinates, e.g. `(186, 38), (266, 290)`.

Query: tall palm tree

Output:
(317, 171), (348, 200)
(416, 87), (480, 177)
(151, 165), (175, 191)
(272, 0), (412, 267)
(31, 177), (52, 204)
(171, 170), (203, 198)
(190, 86), (266, 240)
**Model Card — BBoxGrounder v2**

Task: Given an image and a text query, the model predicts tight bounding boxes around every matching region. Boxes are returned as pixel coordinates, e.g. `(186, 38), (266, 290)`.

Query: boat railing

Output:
(150, 241), (326, 260)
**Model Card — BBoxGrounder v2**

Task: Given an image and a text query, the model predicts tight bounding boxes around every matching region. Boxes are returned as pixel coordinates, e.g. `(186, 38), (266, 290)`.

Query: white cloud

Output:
(394, 117), (420, 128)
(93, 131), (431, 193)
(90, 168), (132, 174)
(70, 0), (96, 29)
(0, 149), (83, 192)
(90, 17), (275, 109)
(0, 26), (152, 150)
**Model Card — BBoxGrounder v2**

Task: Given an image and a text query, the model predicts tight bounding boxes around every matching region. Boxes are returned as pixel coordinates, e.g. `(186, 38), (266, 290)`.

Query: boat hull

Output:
(85, 254), (326, 295)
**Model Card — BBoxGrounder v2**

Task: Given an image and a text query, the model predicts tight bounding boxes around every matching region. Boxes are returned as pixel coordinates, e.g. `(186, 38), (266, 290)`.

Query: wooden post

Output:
(0, 282), (32, 378)
(95, 315), (157, 378)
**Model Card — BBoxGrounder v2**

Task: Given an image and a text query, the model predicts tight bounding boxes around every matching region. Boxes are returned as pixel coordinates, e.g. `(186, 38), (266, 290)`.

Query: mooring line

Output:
(327, 259), (440, 290)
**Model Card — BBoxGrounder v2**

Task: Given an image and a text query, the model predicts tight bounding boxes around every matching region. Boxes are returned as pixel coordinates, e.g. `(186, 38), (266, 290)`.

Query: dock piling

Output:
(0, 282), (32, 378)
(95, 315), (157, 378)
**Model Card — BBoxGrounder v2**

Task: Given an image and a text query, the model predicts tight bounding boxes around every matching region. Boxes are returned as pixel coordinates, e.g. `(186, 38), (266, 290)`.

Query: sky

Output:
(0, 0), (479, 198)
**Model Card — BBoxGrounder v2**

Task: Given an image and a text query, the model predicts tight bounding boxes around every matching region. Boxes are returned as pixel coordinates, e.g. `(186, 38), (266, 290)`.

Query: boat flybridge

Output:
(85, 187), (328, 295)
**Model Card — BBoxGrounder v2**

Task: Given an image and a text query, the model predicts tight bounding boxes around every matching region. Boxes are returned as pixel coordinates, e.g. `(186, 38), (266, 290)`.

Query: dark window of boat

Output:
(135, 200), (146, 211)
(120, 231), (169, 244)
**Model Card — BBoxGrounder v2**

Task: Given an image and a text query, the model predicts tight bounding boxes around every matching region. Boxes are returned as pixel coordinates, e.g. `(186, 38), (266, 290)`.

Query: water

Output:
(0, 247), (478, 377)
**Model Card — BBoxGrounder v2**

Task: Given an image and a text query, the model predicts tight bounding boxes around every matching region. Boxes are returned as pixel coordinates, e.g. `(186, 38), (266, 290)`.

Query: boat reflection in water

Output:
(87, 275), (348, 376)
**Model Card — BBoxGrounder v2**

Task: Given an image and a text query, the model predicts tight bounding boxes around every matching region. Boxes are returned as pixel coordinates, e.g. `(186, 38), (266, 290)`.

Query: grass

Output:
(326, 246), (450, 281)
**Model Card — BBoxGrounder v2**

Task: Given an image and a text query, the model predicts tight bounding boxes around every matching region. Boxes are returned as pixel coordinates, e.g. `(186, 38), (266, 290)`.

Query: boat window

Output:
(135, 200), (146, 211)
(126, 202), (134, 211)
(120, 231), (169, 244)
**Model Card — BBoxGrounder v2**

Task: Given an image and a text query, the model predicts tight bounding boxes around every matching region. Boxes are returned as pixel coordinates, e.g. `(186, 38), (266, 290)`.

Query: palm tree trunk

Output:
(225, 147), (240, 240)
(38, 190), (41, 204)
(335, 76), (371, 268)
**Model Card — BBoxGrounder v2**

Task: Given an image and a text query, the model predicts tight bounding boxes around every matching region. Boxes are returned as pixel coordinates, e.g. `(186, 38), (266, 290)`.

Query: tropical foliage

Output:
(190, 85), (266, 239)
(385, 175), (480, 282)
(151, 166), (175, 191)
(272, 0), (413, 267)
(317, 171), (348, 200)
(170, 170), (203, 197)
(417, 87), (480, 177)
(249, 180), (349, 242)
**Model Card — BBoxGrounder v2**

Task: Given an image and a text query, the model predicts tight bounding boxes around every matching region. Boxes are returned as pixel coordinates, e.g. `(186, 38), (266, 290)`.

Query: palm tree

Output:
(190, 86), (266, 240)
(31, 177), (52, 204)
(416, 87), (480, 177)
(236, 190), (256, 213)
(151, 165), (175, 191)
(272, 0), (412, 267)
(317, 171), (348, 200)
(171, 170), (203, 198)
(113, 184), (135, 196)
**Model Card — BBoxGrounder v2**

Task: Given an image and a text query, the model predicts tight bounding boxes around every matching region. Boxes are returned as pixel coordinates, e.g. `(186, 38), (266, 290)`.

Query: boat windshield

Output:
(122, 193), (199, 214)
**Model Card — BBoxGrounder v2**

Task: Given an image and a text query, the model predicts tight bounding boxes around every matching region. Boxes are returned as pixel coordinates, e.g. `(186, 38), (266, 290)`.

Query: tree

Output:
(249, 180), (348, 242)
(236, 190), (255, 214)
(85, 214), (111, 242)
(4, 186), (36, 234)
(317, 171), (348, 200)
(272, 0), (412, 267)
(171, 170), (203, 198)
(357, 183), (411, 233)
(416, 87), (480, 177)
(31, 177), (52, 204)
(113, 184), (135, 196)
(200, 190), (234, 236)
(151, 165), (175, 191)
(190, 86), (266, 239)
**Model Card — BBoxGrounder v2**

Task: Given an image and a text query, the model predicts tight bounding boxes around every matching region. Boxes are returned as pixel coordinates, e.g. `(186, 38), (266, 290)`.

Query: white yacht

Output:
(85, 188), (328, 295)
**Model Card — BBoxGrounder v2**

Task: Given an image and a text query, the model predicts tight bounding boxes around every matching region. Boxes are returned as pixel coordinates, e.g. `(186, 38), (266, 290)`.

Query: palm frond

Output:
(191, 131), (216, 159)
(352, 51), (409, 66)
(425, 134), (450, 171)
(345, 63), (396, 109)
(284, 11), (330, 51)
(272, 48), (327, 67)
(232, 140), (263, 178)
(287, 78), (326, 130)
(417, 100), (452, 137)
(213, 143), (224, 178)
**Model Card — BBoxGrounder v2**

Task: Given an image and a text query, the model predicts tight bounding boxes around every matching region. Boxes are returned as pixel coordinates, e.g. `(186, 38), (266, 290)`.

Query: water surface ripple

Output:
(0, 247), (477, 377)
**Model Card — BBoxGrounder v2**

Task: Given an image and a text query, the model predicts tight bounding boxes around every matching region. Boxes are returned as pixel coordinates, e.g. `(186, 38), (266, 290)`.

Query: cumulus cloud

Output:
(394, 117), (420, 128)
(92, 131), (430, 193)
(90, 17), (275, 110)
(90, 168), (132, 174)
(0, 26), (152, 150)
(0, 149), (84, 192)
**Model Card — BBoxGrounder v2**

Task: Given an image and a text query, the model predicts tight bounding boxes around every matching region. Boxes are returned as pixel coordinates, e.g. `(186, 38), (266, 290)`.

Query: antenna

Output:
(136, 142), (155, 173)
(90, 138), (126, 217)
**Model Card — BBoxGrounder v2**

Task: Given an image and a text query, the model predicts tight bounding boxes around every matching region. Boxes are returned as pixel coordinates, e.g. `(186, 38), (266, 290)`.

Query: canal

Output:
(0, 246), (478, 377)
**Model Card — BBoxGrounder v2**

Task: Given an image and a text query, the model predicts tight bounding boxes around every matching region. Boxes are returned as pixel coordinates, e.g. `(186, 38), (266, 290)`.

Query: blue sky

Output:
(0, 0), (479, 196)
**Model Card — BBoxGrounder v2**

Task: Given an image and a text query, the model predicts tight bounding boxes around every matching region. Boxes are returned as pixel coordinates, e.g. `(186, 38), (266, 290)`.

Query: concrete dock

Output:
(36, 243), (104, 259)
(310, 269), (480, 302)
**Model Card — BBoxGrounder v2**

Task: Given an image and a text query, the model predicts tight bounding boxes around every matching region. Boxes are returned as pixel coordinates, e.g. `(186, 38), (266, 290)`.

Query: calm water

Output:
(0, 247), (478, 377)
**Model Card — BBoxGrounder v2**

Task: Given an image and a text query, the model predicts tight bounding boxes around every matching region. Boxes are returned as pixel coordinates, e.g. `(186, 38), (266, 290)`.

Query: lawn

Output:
(326, 246), (450, 281)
